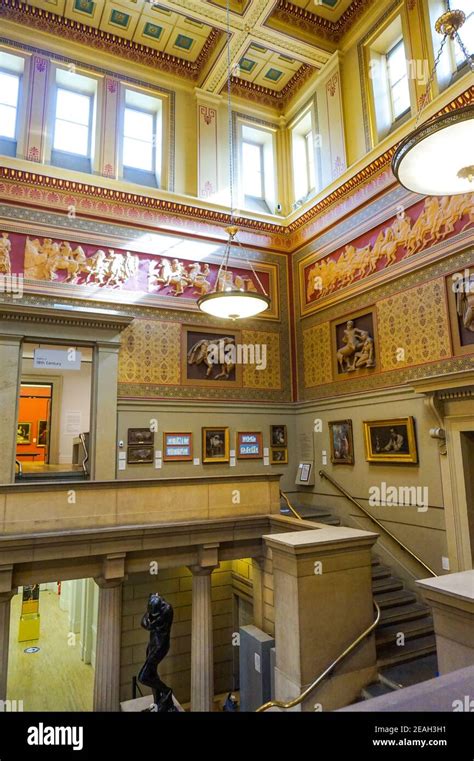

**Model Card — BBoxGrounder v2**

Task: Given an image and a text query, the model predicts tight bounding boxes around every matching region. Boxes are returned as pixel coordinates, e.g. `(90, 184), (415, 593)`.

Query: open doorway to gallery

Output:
(16, 343), (93, 481)
(6, 579), (97, 711)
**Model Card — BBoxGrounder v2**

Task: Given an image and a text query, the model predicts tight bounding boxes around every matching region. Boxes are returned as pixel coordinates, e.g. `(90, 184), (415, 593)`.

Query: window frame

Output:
(52, 84), (93, 159)
(122, 103), (157, 175)
(304, 129), (316, 195)
(241, 138), (265, 201)
(0, 67), (22, 143)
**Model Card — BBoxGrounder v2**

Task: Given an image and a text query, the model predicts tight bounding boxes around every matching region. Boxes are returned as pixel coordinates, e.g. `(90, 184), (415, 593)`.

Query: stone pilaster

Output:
(189, 567), (214, 712)
(0, 335), (22, 484)
(93, 554), (125, 712)
(0, 566), (15, 701)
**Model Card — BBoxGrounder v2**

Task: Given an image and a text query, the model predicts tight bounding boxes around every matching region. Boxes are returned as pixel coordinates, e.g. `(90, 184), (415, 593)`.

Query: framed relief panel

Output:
(447, 268), (474, 357)
(182, 326), (243, 388)
(332, 308), (377, 379)
(163, 432), (193, 461)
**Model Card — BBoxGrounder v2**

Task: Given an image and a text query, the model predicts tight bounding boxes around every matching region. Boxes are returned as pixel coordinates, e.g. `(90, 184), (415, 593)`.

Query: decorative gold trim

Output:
(202, 426), (230, 463)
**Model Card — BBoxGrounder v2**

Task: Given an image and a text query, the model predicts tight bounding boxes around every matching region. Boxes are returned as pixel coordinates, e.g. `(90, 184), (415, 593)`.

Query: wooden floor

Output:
(7, 590), (94, 711)
(19, 462), (82, 473)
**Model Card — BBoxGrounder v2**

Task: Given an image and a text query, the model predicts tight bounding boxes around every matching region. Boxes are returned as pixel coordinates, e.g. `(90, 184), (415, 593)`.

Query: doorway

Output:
(7, 578), (97, 711)
(16, 343), (93, 480)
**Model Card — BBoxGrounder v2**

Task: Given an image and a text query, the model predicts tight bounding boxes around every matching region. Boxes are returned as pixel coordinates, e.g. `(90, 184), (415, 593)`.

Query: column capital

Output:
(189, 565), (216, 576)
(96, 553), (126, 586)
(189, 543), (220, 572)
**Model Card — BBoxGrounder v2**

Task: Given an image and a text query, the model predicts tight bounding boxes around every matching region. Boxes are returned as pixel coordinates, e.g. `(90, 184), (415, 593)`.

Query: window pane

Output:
(391, 80), (410, 118)
(124, 108), (154, 141)
(0, 71), (19, 108)
(454, 2), (473, 66)
(242, 141), (263, 197)
(54, 119), (89, 155)
(56, 89), (90, 126)
(305, 132), (316, 190)
(0, 103), (16, 139)
(387, 41), (407, 85)
(123, 136), (153, 171)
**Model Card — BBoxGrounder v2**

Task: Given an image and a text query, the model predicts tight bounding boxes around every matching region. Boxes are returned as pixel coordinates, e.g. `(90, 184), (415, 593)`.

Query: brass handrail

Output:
(79, 433), (89, 476)
(319, 470), (437, 578)
(256, 602), (381, 712)
(279, 490), (303, 520)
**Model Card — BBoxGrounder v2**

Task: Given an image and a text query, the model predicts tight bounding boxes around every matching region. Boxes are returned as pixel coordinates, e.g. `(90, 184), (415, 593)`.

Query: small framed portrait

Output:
(329, 420), (354, 465)
(17, 422), (32, 445)
(127, 445), (154, 464)
(163, 432), (193, 461)
(270, 448), (288, 464)
(363, 417), (418, 464)
(202, 427), (230, 463)
(37, 420), (49, 447)
(237, 432), (263, 459)
(127, 428), (155, 446)
(270, 425), (287, 447)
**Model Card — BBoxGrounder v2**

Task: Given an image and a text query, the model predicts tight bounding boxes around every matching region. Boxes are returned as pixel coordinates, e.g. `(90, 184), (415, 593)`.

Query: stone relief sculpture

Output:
(0, 232), (12, 275)
(138, 593), (177, 713)
(23, 237), (139, 288)
(306, 194), (474, 302)
(187, 336), (235, 380)
(336, 320), (375, 373)
(456, 272), (474, 332)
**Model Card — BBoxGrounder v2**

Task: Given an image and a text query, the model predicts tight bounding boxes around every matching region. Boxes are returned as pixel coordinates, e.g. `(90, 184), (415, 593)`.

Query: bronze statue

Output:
(138, 592), (177, 712)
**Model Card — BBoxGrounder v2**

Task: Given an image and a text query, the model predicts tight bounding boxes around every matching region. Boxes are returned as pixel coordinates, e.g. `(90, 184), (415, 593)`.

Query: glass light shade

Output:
(392, 105), (474, 196)
(197, 290), (271, 320)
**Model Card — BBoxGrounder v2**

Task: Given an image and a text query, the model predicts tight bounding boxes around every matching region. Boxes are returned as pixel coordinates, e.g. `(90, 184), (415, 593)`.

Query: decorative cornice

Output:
(230, 63), (315, 110)
(272, 0), (374, 42)
(0, 303), (133, 331)
(0, 0), (223, 80)
(0, 166), (287, 235)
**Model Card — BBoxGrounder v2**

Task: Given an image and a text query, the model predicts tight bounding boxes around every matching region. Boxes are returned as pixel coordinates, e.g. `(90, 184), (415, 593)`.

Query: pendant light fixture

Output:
(392, 3), (474, 196)
(197, 0), (270, 320)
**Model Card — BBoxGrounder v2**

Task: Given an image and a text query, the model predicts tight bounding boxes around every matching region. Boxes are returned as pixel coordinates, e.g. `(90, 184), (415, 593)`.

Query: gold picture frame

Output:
(270, 447), (288, 464)
(363, 417), (418, 464)
(202, 427), (230, 463)
(17, 422), (32, 445)
(329, 420), (354, 465)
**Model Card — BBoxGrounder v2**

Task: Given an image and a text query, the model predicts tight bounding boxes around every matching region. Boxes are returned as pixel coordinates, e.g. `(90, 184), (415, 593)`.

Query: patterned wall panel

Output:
(118, 319), (181, 386)
(302, 322), (332, 388)
(241, 329), (281, 390)
(377, 279), (451, 372)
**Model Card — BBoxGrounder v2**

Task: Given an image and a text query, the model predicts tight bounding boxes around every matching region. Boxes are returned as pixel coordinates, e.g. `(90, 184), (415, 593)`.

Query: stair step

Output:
(372, 577), (404, 594)
(362, 682), (395, 700)
(371, 564), (392, 580)
(379, 602), (430, 625)
(375, 615), (434, 646)
(379, 654), (439, 690)
(374, 590), (417, 609)
(377, 634), (437, 667)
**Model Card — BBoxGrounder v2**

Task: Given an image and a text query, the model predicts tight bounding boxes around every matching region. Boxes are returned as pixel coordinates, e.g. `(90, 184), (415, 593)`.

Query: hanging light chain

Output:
(226, 0), (235, 226)
(416, 35), (448, 126)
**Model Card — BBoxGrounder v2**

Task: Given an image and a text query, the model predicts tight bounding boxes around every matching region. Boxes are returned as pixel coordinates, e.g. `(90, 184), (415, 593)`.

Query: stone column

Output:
(93, 554), (125, 712)
(91, 342), (120, 480)
(0, 335), (22, 484)
(417, 570), (474, 674)
(0, 566), (14, 701)
(264, 526), (378, 711)
(252, 557), (265, 630)
(189, 545), (219, 712)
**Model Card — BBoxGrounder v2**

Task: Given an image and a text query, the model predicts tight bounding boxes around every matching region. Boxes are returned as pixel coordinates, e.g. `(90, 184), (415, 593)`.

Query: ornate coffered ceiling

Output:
(0, 0), (374, 108)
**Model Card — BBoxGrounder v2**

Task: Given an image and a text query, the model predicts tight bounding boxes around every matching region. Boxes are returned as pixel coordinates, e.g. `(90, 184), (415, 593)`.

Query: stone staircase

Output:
(280, 495), (438, 696)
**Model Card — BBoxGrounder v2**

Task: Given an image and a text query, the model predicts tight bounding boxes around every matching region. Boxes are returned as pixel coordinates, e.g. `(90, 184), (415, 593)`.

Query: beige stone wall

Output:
(120, 563), (234, 705)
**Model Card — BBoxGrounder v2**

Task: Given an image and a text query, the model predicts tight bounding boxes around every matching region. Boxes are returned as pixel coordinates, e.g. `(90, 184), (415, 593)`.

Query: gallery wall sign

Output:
(0, 229), (279, 318)
(299, 194), (473, 316)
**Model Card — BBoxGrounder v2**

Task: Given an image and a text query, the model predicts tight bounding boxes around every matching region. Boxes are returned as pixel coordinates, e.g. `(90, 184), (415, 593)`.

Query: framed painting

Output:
(329, 420), (354, 465)
(37, 420), (49, 447)
(270, 425), (287, 447)
(202, 427), (230, 463)
(17, 422), (32, 445)
(127, 428), (155, 446)
(237, 432), (263, 459)
(270, 447), (288, 464)
(127, 445), (154, 464)
(363, 417), (418, 463)
(163, 432), (193, 461)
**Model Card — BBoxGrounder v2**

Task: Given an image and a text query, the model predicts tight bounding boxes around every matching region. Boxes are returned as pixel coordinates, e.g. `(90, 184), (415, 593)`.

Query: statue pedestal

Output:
(120, 695), (184, 712)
